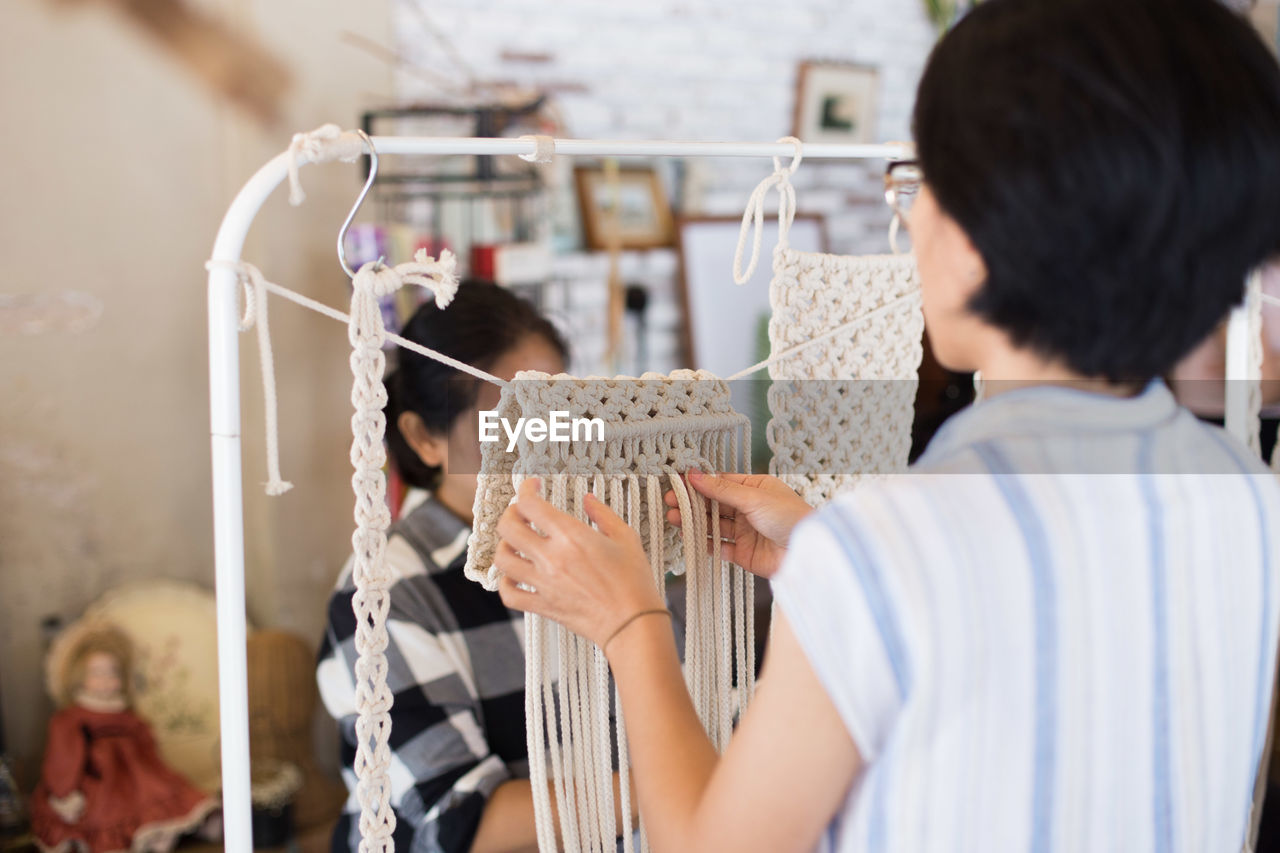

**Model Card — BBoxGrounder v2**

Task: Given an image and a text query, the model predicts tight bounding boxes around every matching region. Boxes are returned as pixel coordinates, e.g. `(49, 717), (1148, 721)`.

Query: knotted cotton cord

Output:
(725, 290), (922, 382)
(520, 134), (557, 164)
(209, 242), (895, 476)
(212, 257), (502, 386)
(614, 475), (641, 853)
(344, 254), (460, 853)
(347, 262), (398, 853)
(732, 137), (803, 284)
(210, 260), (293, 496)
(207, 254), (504, 499)
(287, 123), (366, 206)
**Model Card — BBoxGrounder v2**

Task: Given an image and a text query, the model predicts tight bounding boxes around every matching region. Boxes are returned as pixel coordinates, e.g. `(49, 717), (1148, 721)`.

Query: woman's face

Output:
(438, 334), (566, 514)
(81, 651), (122, 701)
(909, 184), (989, 372)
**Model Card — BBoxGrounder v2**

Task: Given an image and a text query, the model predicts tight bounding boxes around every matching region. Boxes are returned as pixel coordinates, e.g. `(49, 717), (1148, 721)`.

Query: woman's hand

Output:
(495, 478), (666, 649)
(666, 469), (813, 579)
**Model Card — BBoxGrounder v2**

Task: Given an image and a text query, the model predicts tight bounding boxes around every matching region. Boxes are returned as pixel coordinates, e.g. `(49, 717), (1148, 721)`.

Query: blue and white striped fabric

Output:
(771, 381), (1280, 852)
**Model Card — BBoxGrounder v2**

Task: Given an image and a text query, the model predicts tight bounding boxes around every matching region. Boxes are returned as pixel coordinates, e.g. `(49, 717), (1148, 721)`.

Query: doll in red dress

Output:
(29, 624), (220, 853)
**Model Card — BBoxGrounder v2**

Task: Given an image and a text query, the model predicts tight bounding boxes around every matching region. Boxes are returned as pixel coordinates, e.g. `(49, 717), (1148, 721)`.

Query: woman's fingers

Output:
(583, 493), (634, 542)
(665, 502), (735, 531)
(497, 574), (540, 614)
(496, 509), (548, 559)
(509, 477), (576, 537)
(493, 540), (538, 586)
(685, 468), (758, 512)
(660, 504), (742, 550)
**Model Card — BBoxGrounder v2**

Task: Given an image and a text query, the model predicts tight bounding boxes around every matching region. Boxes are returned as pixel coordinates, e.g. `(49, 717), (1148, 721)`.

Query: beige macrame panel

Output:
(767, 250), (925, 507)
(465, 370), (756, 853)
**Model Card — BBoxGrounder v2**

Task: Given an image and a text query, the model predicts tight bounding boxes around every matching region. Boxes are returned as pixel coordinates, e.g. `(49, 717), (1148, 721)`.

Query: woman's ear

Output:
(398, 411), (447, 468)
(957, 230), (988, 301)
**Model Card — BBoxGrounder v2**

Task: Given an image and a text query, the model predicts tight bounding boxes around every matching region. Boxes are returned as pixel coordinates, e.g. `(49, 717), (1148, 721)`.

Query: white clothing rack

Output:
(204, 133), (1258, 851)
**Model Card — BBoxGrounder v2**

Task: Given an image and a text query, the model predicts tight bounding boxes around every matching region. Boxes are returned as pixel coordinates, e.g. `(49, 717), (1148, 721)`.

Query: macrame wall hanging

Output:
(767, 251), (924, 506)
(464, 372), (755, 853)
(732, 143), (925, 508)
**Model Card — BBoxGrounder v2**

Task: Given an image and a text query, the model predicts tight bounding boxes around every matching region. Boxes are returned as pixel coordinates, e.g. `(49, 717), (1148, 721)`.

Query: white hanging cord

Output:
(347, 262), (398, 853)
(614, 475), (642, 853)
(346, 252), (460, 853)
(207, 258), (506, 389)
(663, 465), (708, 728)
(712, 436), (734, 747)
(525, 613), (558, 853)
(519, 134), (557, 164)
(732, 137), (803, 284)
(594, 477), (624, 846)
(210, 260), (293, 496)
(287, 123), (366, 206)
(725, 290), (922, 381)
(208, 250), (893, 390)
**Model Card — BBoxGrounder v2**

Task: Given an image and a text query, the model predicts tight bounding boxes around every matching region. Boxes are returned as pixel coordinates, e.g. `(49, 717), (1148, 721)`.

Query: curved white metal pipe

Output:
(207, 149), (293, 853)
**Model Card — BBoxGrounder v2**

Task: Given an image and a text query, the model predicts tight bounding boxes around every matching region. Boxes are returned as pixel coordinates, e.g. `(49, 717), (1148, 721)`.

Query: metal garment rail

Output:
(205, 134), (1257, 851)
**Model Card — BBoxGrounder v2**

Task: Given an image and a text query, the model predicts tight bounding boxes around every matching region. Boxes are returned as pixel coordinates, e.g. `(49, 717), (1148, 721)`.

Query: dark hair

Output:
(385, 280), (568, 489)
(914, 0), (1280, 381)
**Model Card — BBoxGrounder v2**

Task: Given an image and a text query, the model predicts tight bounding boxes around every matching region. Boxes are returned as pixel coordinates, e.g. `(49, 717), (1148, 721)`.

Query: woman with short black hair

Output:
(490, 1), (1280, 850)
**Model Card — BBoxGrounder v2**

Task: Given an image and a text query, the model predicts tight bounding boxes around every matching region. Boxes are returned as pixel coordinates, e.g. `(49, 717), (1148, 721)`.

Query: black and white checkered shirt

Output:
(317, 491), (529, 853)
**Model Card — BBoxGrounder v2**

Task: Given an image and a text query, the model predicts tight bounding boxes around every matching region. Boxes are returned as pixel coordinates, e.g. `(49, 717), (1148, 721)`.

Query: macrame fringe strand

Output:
(519, 435), (755, 852)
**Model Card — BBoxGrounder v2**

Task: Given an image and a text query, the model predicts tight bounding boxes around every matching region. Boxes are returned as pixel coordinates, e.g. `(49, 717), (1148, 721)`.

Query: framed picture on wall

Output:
(791, 61), (880, 145)
(574, 165), (675, 250)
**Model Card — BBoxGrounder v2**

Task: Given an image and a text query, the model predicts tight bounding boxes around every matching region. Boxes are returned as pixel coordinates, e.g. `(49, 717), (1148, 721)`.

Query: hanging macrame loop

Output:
(771, 135), (804, 177)
(286, 123), (366, 206)
(733, 137), (803, 285)
(206, 259), (293, 496)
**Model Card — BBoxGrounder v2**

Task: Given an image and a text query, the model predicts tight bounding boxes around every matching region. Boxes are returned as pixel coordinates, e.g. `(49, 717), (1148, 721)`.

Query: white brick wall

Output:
(389, 0), (936, 373)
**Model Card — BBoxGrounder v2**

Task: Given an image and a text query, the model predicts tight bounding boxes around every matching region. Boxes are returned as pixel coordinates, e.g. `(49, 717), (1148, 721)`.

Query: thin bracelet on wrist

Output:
(602, 608), (671, 654)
